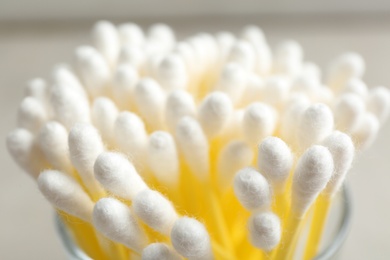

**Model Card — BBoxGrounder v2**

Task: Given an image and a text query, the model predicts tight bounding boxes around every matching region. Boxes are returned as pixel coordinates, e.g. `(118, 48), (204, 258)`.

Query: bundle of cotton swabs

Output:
(6, 20), (390, 260)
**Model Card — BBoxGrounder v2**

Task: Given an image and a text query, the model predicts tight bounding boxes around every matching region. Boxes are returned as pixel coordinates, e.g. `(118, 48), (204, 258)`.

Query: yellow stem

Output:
(274, 214), (303, 260)
(303, 194), (332, 260)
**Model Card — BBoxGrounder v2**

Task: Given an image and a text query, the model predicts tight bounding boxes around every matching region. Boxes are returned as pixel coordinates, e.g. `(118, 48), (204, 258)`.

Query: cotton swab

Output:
(37, 121), (73, 175)
(7, 128), (48, 178)
(113, 111), (148, 167)
(94, 151), (148, 201)
(198, 91), (233, 139)
(164, 89), (196, 132)
(156, 53), (188, 91)
(93, 197), (148, 253)
(366, 86), (390, 124)
(175, 116), (209, 181)
(275, 145), (334, 259)
(91, 97), (119, 147)
(142, 243), (181, 260)
(49, 82), (90, 130)
(327, 52), (365, 91)
(134, 78), (166, 130)
(258, 137), (293, 191)
(118, 23), (145, 48)
(112, 64), (139, 110)
(303, 131), (354, 259)
(17, 96), (47, 133)
(38, 170), (94, 222)
(217, 140), (254, 191)
(133, 189), (178, 235)
(24, 78), (48, 104)
(234, 167), (271, 211)
(242, 102), (277, 145)
(68, 123), (106, 200)
(171, 217), (213, 260)
(147, 131), (179, 189)
(333, 93), (365, 133)
(341, 78), (368, 98)
(92, 21), (120, 67)
(248, 212), (281, 252)
(74, 46), (110, 98)
(217, 63), (247, 105)
(297, 103), (334, 150)
(351, 112), (380, 150)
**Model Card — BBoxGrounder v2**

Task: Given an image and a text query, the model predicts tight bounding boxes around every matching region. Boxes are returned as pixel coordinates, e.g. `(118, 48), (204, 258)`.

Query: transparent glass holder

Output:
(55, 184), (352, 260)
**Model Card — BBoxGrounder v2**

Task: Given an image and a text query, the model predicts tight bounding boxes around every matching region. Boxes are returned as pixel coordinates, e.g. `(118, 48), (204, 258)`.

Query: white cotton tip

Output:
(24, 78), (48, 104)
(93, 198), (148, 252)
(292, 145), (334, 217)
(241, 25), (265, 46)
(215, 31), (236, 62)
(119, 45), (145, 70)
(118, 23), (145, 47)
(171, 217), (213, 260)
(333, 93), (365, 133)
(74, 46), (110, 97)
(217, 140), (254, 191)
(291, 74), (320, 99)
(274, 40), (303, 77)
(262, 76), (290, 108)
(221, 109), (244, 140)
(148, 131), (179, 188)
(248, 212), (281, 252)
(234, 167), (271, 211)
(49, 83), (90, 130)
(174, 42), (196, 75)
(134, 78), (166, 130)
(302, 62), (321, 82)
(156, 53), (188, 91)
(367, 86), (390, 123)
(17, 96), (47, 133)
(242, 102), (277, 145)
(228, 40), (256, 71)
(6, 128), (48, 178)
(327, 52), (365, 90)
(148, 23), (175, 50)
(114, 112), (148, 165)
(258, 137), (293, 190)
(142, 243), (181, 260)
(68, 123), (105, 196)
(112, 63), (139, 110)
(253, 42), (272, 75)
(280, 95), (310, 146)
(133, 189), (178, 234)
(91, 97), (119, 145)
(240, 73), (264, 106)
(351, 112), (380, 150)
(165, 89), (196, 132)
(217, 62), (247, 105)
(342, 78), (368, 98)
(322, 131), (355, 197)
(94, 152), (148, 200)
(37, 121), (73, 174)
(175, 117), (209, 181)
(52, 65), (87, 99)
(196, 33), (219, 66)
(198, 91), (233, 138)
(297, 103), (334, 150)
(38, 170), (94, 222)
(91, 21), (120, 66)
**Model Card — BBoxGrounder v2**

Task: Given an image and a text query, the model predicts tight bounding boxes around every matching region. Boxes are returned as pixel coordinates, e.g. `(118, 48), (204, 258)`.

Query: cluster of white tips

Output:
(6, 19), (390, 260)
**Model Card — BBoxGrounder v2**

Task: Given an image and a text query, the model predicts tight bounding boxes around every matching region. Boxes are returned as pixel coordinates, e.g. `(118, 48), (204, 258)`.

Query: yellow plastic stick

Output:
(303, 194), (332, 260)
(274, 214), (302, 260)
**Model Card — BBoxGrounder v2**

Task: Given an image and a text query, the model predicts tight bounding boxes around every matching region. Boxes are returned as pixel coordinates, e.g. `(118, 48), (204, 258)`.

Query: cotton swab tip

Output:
(92, 197), (148, 252)
(234, 167), (271, 211)
(171, 217), (212, 260)
(142, 243), (181, 260)
(133, 189), (178, 234)
(249, 212), (281, 252)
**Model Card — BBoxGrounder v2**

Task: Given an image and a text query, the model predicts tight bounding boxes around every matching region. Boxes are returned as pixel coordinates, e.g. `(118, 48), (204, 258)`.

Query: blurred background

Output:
(1, 1), (390, 259)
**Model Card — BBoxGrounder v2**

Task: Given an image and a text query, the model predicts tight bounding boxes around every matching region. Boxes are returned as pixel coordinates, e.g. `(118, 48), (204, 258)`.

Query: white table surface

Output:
(1, 15), (390, 259)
